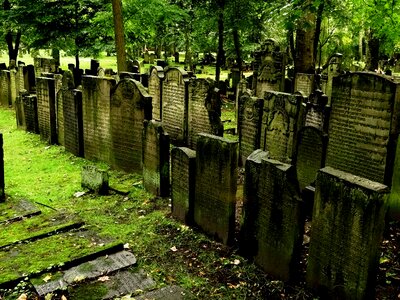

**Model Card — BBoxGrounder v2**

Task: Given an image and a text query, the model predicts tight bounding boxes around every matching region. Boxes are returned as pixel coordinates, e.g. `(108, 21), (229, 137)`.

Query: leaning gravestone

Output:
(194, 133), (238, 245)
(0, 133), (4, 202)
(307, 167), (388, 299)
(171, 147), (196, 224)
(254, 39), (286, 97)
(326, 73), (400, 185)
(261, 91), (303, 163)
(0, 70), (10, 106)
(36, 77), (57, 143)
(238, 92), (264, 164)
(241, 152), (303, 281)
(82, 76), (116, 164)
(142, 120), (170, 197)
(148, 66), (164, 121)
(81, 165), (109, 195)
(162, 67), (190, 145)
(188, 78), (223, 149)
(110, 78), (152, 172)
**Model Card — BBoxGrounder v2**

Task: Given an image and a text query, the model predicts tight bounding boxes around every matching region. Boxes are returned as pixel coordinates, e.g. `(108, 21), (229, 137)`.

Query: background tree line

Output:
(1, 0), (400, 76)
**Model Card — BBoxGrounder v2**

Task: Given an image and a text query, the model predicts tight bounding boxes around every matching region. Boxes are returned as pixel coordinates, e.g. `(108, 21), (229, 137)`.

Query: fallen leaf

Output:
(17, 294), (27, 300)
(170, 246), (178, 252)
(43, 274), (52, 282)
(61, 296), (68, 300)
(74, 191), (86, 198)
(232, 259), (240, 265)
(98, 276), (110, 282)
(73, 275), (86, 282)
(123, 243), (130, 249)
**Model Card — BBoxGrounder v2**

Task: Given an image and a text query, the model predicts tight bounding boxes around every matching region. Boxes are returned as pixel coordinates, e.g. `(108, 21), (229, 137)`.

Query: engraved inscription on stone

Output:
(295, 73), (314, 97)
(148, 66), (164, 121)
(36, 77), (56, 143)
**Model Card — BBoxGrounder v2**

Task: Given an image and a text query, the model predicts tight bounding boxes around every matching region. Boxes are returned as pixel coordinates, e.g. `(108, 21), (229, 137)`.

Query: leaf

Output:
(170, 246), (178, 252)
(98, 276), (110, 282)
(73, 275), (86, 282)
(43, 274), (52, 282)
(61, 296), (68, 300)
(74, 191), (86, 198)
(17, 294), (27, 300)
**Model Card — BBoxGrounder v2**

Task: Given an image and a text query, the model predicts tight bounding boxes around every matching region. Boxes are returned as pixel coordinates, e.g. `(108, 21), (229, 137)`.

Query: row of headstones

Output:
(164, 131), (387, 300)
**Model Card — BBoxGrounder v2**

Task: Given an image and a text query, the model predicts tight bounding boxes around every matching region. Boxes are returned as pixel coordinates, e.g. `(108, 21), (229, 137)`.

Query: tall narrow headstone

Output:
(110, 78), (152, 172)
(142, 120), (170, 197)
(194, 133), (238, 245)
(0, 70), (11, 106)
(148, 66), (164, 121)
(326, 73), (400, 185)
(307, 167), (389, 299)
(162, 67), (189, 145)
(36, 77), (57, 143)
(23, 95), (39, 133)
(171, 147), (196, 224)
(294, 73), (314, 97)
(0, 133), (4, 202)
(188, 78), (223, 149)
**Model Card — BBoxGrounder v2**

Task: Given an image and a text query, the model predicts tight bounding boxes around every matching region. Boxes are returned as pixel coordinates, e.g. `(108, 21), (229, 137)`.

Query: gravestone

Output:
(324, 53), (342, 104)
(0, 70), (11, 106)
(150, 53), (156, 64)
(143, 51), (150, 64)
(15, 90), (29, 130)
(307, 167), (389, 299)
(148, 66), (164, 121)
(142, 120), (170, 197)
(188, 78), (223, 149)
(238, 92), (264, 164)
(241, 154), (303, 281)
(294, 73), (314, 97)
(23, 95), (39, 133)
(82, 76), (116, 163)
(254, 39), (286, 97)
(9, 68), (17, 106)
(36, 77), (57, 143)
(261, 91), (303, 163)
(17, 62), (25, 95)
(0, 133), (4, 202)
(325, 73), (400, 185)
(235, 78), (248, 123)
(23, 65), (36, 93)
(171, 147), (196, 224)
(110, 78), (152, 172)
(162, 67), (190, 145)
(194, 133), (238, 245)
(81, 165), (109, 195)
(34, 57), (56, 78)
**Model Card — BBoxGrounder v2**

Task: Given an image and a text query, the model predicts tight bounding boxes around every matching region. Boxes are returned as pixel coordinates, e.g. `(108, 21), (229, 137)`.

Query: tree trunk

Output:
(5, 30), (21, 65)
(112, 0), (127, 73)
(75, 51), (80, 70)
(184, 29), (192, 70)
(366, 29), (379, 71)
(215, 4), (225, 83)
(314, 0), (325, 69)
(294, 1), (316, 74)
(232, 27), (242, 72)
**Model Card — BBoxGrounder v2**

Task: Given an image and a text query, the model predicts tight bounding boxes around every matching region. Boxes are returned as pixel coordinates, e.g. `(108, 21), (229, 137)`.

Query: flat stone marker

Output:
(81, 165), (109, 195)
(307, 167), (389, 299)
(35, 279), (68, 297)
(135, 285), (193, 300)
(63, 251), (137, 284)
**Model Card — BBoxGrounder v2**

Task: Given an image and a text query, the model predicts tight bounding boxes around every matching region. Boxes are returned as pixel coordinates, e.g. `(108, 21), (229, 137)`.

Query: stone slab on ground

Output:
(135, 285), (193, 300)
(0, 198), (41, 224)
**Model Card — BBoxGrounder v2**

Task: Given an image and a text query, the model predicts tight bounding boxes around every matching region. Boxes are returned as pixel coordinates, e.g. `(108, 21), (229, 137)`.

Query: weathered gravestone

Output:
(326, 73), (400, 185)
(148, 66), (164, 121)
(142, 120), (170, 197)
(150, 53), (156, 64)
(0, 70), (10, 106)
(188, 78), (223, 149)
(23, 65), (36, 93)
(23, 94), (39, 133)
(9, 68), (17, 106)
(81, 165), (109, 195)
(16, 61), (25, 95)
(36, 77), (57, 143)
(241, 151), (303, 281)
(294, 73), (315, 97)
(15, 90), (29, 130)
(238, 92), (264, 164)
(62, 71), (84, 157)
(295, 91), (330, 190)
(194, 133), (238, 245)
(34, 57), (56, 78)
(307, 167), (389, 300)
(110, 78), (152, 172)
(82, 76), (116, 163)
(143, 51), (150, 64)
(162, 67), (189, 145)
(0, 133), (4, 202)
(323, 53), (342, 104)
(261, 91), (304, 163)
(254, 39), (286, 97)
(171, 147), (196, 224)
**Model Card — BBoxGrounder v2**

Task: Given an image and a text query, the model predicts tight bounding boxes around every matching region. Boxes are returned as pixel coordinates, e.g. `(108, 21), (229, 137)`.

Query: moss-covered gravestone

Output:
(142, 120), (170, 197)
(171, 147), (196, 224)
(0, 133), (4, 202)
(36, 77), (57, 144)
(307, 167), (389, 299)
(193, 133), (238, 245)
(81, 165), (109, 195)
(241, 152), (303, 280)
(23, 95), (39, 134)
(148, 66), (164, 121)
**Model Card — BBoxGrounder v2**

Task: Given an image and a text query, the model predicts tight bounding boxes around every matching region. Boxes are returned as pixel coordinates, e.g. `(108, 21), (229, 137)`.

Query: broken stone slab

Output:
(63, 251), (137, 284)
(81, 165), (109, 195)
(35, 279), (68, 297)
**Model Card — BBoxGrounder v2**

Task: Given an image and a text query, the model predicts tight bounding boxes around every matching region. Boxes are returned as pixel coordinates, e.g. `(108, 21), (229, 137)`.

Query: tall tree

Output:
(112, 0), (127, 72)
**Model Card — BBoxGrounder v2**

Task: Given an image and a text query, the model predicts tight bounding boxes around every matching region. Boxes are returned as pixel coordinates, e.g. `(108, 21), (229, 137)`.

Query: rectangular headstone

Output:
(261, 91), (303, 163)
(171, 147), (196, 224)
(0, 70), (11, 106)
(63, 89), (83, 157)
(188, 78), (223, 149)
(148, 66), (164, 120)
(81, 165), (109, 195)
(241, 152), (303, 280)
(34, 57), (56, 78)
(238, 93), (264, 164)
(294, 73), (314, 97)
(15, 94), (27, 130)
(142, 120), (170, 197)
(307, 167), (389, 299)
(36, 77), (57, 143)
(110, 78), (152, 172)
(326, 73), (399, 184)
(162, 68), (189, 145)
(23, 95), (39, 134)
(0, 133), (4, 202)
(194, 133), (238, 245)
